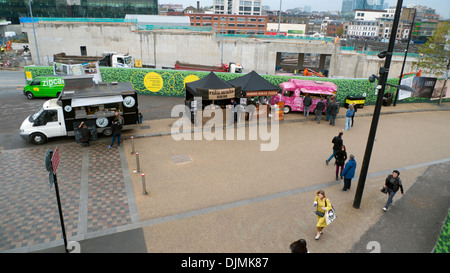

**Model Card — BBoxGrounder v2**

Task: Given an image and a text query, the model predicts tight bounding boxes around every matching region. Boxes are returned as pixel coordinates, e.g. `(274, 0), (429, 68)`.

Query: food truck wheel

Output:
(283, 106), (291, 114)
(30, 133), (47, 145)
(26, 92), (34, 100)
(102, 128), (113, 136)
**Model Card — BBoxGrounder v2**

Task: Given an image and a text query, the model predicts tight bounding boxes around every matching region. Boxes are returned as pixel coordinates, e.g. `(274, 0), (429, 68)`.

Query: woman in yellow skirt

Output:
(313, 190), (332, 240)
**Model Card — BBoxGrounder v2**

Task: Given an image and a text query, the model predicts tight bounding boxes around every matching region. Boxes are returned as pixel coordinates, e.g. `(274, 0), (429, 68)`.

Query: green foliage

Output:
(24, 66), (449, 104)
(413, 21), (450, 77)
(434, 210), (450, 253)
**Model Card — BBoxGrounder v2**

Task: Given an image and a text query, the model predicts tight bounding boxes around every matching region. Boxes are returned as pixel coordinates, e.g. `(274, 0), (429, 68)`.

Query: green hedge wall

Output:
(24, 66), (446, 105)
(434, 210), (450, 253)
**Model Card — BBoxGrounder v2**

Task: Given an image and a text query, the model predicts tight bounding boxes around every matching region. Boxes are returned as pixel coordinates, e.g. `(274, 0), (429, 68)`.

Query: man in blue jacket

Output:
(341, 154), (356, 191)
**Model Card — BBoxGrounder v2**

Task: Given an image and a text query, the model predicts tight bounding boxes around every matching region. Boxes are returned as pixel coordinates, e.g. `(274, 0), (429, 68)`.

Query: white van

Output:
(20, 82), (139, 144)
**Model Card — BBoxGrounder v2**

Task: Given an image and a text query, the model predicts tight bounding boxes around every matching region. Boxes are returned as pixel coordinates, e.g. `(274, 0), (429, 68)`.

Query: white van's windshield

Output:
(29, 108), (44, 122)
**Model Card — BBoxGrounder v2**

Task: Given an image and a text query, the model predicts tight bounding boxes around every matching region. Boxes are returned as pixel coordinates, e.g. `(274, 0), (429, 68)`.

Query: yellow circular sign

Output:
(183, 75), (200, 87)
(144, 72), (164, 93)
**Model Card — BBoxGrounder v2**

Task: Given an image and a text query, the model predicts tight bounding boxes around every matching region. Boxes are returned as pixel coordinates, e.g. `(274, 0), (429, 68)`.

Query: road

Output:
(0, 70), (184, 150)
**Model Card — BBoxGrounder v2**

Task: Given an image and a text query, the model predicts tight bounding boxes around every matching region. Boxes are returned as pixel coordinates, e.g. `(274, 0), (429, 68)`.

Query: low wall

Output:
(24, 66), (448, 105)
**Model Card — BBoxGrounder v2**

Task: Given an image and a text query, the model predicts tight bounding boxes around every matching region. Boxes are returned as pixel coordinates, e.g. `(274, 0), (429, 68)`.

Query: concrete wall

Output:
(21, 21), (416, 78)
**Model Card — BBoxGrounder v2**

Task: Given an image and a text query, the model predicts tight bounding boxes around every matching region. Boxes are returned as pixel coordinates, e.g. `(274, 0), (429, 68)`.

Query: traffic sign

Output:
(52, 147), (60, 174)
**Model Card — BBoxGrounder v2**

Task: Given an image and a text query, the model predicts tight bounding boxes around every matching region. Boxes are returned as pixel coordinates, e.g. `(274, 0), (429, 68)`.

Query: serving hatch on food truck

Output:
(20, 81), (139, 144)
(270, 79), (337, 114)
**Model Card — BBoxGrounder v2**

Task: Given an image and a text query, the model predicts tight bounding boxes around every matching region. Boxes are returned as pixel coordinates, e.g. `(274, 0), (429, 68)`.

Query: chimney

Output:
(197, 1), (200, 11)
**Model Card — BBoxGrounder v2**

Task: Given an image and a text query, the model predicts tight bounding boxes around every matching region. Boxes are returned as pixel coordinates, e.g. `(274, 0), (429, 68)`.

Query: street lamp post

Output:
(277, 0), (282, 36)
(353, 0), (404, 209)
(29, 0), (41, 66)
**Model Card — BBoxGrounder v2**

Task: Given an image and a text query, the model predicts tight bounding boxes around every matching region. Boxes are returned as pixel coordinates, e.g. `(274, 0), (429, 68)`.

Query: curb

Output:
(123, 106), (450, 140)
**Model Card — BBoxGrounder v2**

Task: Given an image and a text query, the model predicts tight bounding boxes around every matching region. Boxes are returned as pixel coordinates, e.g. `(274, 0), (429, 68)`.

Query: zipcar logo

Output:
(43, 78), (64, 88)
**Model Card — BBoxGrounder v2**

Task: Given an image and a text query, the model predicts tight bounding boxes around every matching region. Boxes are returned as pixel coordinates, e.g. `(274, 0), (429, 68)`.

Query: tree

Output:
(413, 21), (450, 105)
(336, 25), (344, 38)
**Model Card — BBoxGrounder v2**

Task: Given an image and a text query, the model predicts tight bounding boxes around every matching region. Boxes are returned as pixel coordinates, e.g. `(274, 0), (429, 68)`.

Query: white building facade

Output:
(213, 0), (262, 15)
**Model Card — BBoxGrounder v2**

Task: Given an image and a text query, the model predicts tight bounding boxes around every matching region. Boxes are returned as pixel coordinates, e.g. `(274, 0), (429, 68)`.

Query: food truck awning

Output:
(227, 70), (280, 97)
(299, 88), (335, 95)
(71, 95), (123, 107)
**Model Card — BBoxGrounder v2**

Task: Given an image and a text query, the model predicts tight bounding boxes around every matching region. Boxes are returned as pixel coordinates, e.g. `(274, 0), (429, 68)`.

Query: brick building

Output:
(188, 13), (268, 34)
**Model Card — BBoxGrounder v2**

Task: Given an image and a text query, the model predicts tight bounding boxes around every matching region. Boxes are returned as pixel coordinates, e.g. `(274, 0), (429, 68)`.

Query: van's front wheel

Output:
(26, 92), (34, 100)
(102, 128), (112, 136)
(30, 133), (47, 145)
(283, 106), (291, 114)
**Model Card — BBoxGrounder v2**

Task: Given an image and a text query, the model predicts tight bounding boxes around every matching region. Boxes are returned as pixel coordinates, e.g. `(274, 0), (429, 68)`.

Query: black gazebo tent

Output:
(227, 70), (280, 97)
(185, 72), (241, 101)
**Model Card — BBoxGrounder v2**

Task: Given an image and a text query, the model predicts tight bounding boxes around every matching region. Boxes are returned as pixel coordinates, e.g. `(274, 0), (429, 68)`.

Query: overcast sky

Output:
(159, 0), (450, 19)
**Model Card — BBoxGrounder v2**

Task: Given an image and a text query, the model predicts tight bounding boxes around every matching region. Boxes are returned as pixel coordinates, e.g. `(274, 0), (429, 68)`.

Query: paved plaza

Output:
(1, 102), (449, 253)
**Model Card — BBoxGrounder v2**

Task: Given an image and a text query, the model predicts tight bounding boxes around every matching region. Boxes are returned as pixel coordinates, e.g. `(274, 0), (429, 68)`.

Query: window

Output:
(80, 46), (87, 56)
(34, 110), (58, 126)
(30, 78), (41, 86)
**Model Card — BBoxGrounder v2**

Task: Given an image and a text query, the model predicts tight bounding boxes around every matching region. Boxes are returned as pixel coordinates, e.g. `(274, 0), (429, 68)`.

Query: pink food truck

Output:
(270, 79), (337, 114)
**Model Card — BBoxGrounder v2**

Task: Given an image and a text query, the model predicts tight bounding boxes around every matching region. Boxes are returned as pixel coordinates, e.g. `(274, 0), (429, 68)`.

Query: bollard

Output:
(131, 136), (135, 155)
(141, 173), (147, 195)
(133, 152), (141, 173)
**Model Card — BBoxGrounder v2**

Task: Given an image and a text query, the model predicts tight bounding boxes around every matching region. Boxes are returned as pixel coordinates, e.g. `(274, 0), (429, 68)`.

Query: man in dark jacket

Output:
(382, 170), (404, 211)
(315, 99), (325, 123)
(78, 122), (91, 147)
(108, 120), (123, 148)
(341, 154), (356, 191)
(303, 94), (312, 117)
(329, 99), (339, 126)
(326, 132), (343, 165)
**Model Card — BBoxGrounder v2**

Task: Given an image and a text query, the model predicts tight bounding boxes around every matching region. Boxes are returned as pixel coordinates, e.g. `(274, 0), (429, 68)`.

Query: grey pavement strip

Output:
(5, 157), (450, 253)
(77, 148), (90, 235)
(119, 145), (140, 224)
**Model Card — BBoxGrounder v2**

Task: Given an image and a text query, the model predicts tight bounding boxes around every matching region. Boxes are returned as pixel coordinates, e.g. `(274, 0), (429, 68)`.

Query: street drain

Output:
(171, 154), (192, 164)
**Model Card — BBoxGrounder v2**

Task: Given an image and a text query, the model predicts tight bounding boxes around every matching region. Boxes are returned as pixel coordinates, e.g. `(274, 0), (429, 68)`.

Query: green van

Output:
(23, 75), (94, 100)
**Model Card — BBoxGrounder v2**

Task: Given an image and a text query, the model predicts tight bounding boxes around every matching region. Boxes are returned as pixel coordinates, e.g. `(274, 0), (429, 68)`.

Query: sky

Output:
(158, 0), (450, 19)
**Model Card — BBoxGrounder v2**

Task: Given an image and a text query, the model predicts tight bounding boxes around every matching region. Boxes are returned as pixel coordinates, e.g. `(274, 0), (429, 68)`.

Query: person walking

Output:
(345, 104), (355, 131)
(341, 154), (356, 191)
(329, 99), (339, 126)
(326, 132), (343, 165)
(303, 94), (312, 117)
(315, 99), (325, 123)
(313, 190), (333, 240)
(382, 170), (404, 211)
(290, 239), (308, 253)
(108, 119), (123, 148)
(351, 102), (357, 127)
(334, 145), (347, 181)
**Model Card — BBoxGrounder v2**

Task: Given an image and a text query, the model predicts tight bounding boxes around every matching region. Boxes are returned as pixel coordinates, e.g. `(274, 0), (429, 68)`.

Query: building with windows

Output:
(188, 13), (267, 34)
(213, 0), (262, 16)
(1, 0), (158, 24)
(341, 0), (385, 18)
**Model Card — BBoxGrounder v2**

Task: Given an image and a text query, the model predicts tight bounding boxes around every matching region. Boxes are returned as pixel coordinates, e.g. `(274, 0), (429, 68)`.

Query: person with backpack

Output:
(326, 132), (343, 165)
(108, 119), (123, 148)
(382, 170), (404, 211)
